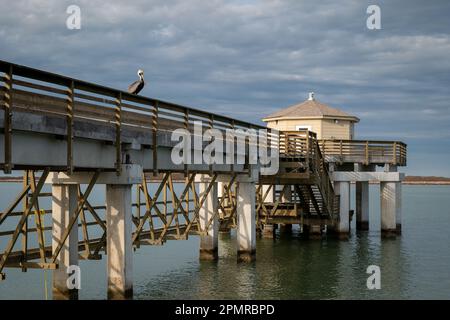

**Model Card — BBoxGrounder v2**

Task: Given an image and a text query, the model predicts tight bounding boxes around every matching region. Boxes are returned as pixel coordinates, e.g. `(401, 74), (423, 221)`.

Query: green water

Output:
(0, 185), (449, 299)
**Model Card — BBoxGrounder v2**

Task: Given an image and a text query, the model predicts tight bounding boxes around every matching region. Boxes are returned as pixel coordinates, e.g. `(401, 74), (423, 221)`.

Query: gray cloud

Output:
(1, 0), (449, 175)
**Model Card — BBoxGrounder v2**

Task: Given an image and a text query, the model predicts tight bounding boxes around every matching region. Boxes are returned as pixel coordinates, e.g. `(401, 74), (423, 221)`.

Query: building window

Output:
(296, 125), (312, 131)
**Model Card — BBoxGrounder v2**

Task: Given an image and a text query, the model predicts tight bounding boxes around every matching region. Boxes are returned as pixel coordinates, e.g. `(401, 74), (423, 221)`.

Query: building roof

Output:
(262, 93), (360, 122)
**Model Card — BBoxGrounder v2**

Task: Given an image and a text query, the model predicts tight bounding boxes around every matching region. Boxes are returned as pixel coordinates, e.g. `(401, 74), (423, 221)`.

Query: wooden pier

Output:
(0, 60), (406, 299)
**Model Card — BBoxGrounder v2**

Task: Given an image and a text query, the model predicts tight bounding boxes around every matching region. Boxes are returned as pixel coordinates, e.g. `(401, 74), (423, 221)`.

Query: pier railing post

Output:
(66, 80), (74, 174)
(114, 92), (122, 175)
(3, 65), (13, 173)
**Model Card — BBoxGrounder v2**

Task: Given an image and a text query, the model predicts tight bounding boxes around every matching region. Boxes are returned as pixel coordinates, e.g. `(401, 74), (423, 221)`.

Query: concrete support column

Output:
(279, 186), (292, 234)
(262, 224), (275, 239)
(199, 176), (219, 261)
(380, 182), (398, 238)
(106, 184), (133, 299)
(396, 182), (402, 234)
(335, 181), (350, 239)
(52, 184), (79, 300)
(217, 181), (224, 198)
(237, 181), (256, 262)
(261, 184), (274, 203)
(309, 224), (323, 240)
(281, 185), (292, 202)
(356, 181), (369, 231)
(279, 223), (292, 235)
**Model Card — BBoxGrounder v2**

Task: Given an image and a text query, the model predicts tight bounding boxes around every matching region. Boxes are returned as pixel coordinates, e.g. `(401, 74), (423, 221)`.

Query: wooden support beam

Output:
(0, 168), (49, 275)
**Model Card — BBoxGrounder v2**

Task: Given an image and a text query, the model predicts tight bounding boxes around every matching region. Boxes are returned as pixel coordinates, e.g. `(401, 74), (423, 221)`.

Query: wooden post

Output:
(152, 101), (159, 176)
(114, 92), (122, 175)
(365, 141), (369, 165)
(393, 142), (397, 164)
(305, 130), (310, 170)
(66, 81), (74, 174)
(183, 108), (189, 176)
(3, 65), (13, 173)
(209, 114), (214, 176)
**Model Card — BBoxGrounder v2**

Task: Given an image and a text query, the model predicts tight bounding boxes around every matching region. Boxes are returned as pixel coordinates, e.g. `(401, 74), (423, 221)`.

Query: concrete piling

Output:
(279, 223), (292, 235)
(198, 176), (219, 261)
(309, 224), (322, 239)
(335, 181), (350, 239)
(262, 224), (275, 239)
(281, 185), (292, 202)
(52, 184), (79, 300)
(237, 181), (256, 262)
(380, 182), (398, 238)
(106, 184), (133, 300)
(396, 182), (402, 234)
(261, 184), (274, 202)
(356, 181), (369, 231)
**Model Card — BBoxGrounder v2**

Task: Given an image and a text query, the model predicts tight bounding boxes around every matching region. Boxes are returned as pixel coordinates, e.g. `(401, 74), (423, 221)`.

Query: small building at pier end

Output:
(262, 92), (359, 140)
(260, 92), (406, 240)
(0, 60), (407, 299)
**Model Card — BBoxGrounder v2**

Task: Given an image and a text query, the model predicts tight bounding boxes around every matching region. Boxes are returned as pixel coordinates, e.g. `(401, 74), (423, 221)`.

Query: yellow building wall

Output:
(266, 119), (322, 134)
(266, 119), (354, 140)
(321, 119), (353, 140)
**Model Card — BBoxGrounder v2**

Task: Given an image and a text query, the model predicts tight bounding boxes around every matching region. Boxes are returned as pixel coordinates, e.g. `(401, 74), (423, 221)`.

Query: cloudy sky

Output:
(1, 0), (449, 176)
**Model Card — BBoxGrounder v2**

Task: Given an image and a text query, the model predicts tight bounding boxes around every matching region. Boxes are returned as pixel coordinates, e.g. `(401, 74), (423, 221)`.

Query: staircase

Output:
(275, 131), (338, 219)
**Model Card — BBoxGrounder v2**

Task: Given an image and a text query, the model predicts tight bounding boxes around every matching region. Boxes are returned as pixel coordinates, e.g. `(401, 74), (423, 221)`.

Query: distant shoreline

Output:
(402, 176), (450, 185)
(1, 175), (450, 185)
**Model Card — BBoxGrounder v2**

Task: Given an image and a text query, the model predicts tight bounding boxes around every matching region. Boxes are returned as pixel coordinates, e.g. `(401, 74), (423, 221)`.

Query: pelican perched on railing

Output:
(128, 69), (145, 94)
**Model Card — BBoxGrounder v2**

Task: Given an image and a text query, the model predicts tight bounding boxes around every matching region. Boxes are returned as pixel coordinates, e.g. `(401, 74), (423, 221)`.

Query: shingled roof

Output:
(263, 93), (359, 122)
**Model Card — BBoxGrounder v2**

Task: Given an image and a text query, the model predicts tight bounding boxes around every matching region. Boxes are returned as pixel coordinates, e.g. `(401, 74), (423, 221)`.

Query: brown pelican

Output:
(128, 69), (145, 94)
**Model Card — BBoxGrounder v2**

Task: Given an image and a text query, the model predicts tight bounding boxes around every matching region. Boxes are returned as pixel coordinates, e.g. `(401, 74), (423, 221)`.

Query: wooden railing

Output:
(0, 60), (276, 173)
(279, 131), (336, 216)
(319, 139), (407, 166)
(310, 135), (337, 215)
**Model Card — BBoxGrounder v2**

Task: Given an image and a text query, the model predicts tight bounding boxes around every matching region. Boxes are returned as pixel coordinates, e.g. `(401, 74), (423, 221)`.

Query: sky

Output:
(1, 0), (449, 176)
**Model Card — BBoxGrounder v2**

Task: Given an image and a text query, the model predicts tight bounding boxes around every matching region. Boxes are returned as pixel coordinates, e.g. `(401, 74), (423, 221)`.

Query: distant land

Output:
(1, 175), (450, 185)
(402, 176), (450, 185)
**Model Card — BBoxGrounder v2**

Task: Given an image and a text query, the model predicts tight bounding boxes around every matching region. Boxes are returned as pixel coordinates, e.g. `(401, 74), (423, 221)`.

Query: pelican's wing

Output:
(128, 80), (140, 94)
(134, 81), (145, 95)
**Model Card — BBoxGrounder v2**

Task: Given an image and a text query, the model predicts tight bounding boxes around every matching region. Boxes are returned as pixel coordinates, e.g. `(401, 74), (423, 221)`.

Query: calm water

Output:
(0, 184), (449, 300)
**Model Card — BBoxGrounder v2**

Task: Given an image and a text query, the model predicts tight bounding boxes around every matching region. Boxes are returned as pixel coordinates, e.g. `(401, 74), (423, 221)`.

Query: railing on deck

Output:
(0, 60), (276, 173)
(319, 139), (407, 166)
